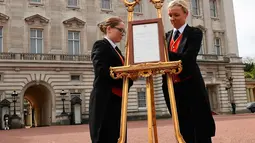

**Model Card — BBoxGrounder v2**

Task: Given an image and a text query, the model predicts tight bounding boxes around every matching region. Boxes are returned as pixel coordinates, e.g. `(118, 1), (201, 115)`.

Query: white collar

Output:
(173, 23), (187, 34)
(104, 36), (116, 49)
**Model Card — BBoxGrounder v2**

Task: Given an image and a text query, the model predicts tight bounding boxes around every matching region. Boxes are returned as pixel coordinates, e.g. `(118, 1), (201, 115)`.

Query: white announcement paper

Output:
(132, 23), (160, 63)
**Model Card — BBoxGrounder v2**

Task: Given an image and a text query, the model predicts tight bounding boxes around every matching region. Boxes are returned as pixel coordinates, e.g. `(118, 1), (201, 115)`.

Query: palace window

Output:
(30, 0), (41, 3)
(68, 31), (80, 55)
(134, 4), (142, 13)
(199, 42), (203, 54)
(192, 0), (200, 15)
(138, 91), (146, 108)
(68, 0), (78, 7)
(71, 75), (81, 81)
(209, 0), (217, 17)
(214, 37), (221, 55)
(101, 0), (111, 10)
(0, 28), (2, 52)
(30, 29), (43, 53)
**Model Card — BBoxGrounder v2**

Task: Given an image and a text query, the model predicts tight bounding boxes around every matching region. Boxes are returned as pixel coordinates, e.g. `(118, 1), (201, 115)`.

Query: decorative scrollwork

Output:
(123, 0), (141, 12)
(110, 60), (183, 79)
(150, 0), (164, 9)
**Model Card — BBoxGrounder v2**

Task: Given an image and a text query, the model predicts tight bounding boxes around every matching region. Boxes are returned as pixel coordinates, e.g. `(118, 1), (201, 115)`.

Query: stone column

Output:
(246, 88), (251, 102)
(250, 88), (254, 102)
(202, 0), (214, 54)
(221, 0), (239, 56)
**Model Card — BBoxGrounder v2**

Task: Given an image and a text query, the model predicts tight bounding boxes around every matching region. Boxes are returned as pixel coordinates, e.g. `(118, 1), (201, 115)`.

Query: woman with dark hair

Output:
(89, 17), (133, 143)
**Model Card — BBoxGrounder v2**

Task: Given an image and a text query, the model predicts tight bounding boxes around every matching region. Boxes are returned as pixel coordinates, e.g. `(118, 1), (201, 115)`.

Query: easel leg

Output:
(146, 75), (160, 143)
(118, 78), (130, 143)
(166, 74), (186, 143)
(149, 76), (159, 143)
(146, 76), (154, 143)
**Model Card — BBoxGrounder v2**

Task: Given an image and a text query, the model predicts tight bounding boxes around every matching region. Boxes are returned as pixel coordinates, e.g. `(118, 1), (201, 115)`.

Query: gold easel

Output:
(110, 0), (185, 142)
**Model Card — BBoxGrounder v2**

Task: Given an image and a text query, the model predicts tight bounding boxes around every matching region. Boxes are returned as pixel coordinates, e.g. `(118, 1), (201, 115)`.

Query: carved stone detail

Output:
(195, 25), (207, 32)
(0, 13), (9, 24)
(71, 96), (82, 105)
(63, 17), (85, 28)
(69, 89), (83, 93)
(0, 98), (11, 107)
(24, 14), (49, 26)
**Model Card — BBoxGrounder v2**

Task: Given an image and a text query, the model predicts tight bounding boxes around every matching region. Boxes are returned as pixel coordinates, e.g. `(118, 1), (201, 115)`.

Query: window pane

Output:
(74, 41), (80, 55)
(37, 30), (43, 38)
(210, 0), (217, 17)
(68, 31), (73, 39)
(30, 39), (36, 53)
(74, 32), (79, 40)
(68, 0), (73, 5)
(31, 0), (41, 2)
(216, 39), (220, 45)
(0, 36), (2, 52)
(215, 38), (221, 55)
(68, 40), (73, 54)
(30, 29), (43, 53)
(138, 91), (146, 108)
(192, 0), (198, 15)
(71, 75), (80, 81)
(30, 29), (36, 38)
(199, 42), (203, 54)
(37, 39), (43, 53)
(68, 0), (77, 6)
(0, 28), (2, 52)
(216, 47), (220, 55)
(134, 4), (141, 12)
(73, 0), (78, 6)
(102, 0), (111, 9)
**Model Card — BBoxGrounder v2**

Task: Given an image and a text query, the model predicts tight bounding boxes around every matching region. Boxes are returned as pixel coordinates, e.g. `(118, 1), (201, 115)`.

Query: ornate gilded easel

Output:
(110, 0), (185, 143)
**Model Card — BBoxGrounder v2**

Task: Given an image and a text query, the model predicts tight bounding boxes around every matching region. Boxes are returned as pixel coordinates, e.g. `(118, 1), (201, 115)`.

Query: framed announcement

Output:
(128, 18), (166, 65)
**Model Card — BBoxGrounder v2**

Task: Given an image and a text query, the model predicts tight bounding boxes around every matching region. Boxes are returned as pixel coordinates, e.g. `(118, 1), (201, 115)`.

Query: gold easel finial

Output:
(123, 0), (140, 12)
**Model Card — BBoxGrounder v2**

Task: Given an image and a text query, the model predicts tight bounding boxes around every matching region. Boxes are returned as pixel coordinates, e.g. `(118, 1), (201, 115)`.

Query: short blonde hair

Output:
(168, 0), (189, 14)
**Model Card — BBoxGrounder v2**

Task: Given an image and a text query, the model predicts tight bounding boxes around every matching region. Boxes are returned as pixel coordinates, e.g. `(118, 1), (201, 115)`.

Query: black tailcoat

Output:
(162, 25), (216, 142)
(89, 38), (133, 143)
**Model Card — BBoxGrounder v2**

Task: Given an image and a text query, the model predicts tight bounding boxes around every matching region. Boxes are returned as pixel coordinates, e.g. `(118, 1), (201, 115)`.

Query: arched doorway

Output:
(22, 83), (53, 127)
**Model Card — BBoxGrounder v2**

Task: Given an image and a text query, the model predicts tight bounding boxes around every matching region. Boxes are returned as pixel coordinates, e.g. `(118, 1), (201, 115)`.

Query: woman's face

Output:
(168, 6), (188, 29)
(107, 22), (126, 43)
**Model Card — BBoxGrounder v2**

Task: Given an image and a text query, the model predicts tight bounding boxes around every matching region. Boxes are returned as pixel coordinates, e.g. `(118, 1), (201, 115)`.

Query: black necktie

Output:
(115, 46), (122, 56)
(114, 46), (124, 64)
(173, 30), (180, 41)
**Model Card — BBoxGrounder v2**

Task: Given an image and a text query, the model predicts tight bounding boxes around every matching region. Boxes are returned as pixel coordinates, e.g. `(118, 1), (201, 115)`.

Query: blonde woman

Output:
(162, 0), (216, 142)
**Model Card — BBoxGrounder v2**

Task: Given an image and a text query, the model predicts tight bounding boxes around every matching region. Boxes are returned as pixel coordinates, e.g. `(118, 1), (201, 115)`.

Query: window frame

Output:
(68, 31), (80, 55)
(30, 28), (44, 54)
(67, 0), (79, 7)
(137, 91), (146, 109)
(214, 37), (221, 55)
(192, 0), (200, 15)
(0, 27), (3, 52)
(209, 0), (217, 17)
(101, 0), (112, 10)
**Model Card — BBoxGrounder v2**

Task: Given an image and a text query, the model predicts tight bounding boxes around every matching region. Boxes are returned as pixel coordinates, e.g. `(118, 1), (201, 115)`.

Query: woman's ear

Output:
(106, 26), (111, 33)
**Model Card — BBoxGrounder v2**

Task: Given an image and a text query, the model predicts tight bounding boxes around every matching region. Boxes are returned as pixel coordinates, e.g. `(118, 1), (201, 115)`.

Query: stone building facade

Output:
(0, 0), (247, 128)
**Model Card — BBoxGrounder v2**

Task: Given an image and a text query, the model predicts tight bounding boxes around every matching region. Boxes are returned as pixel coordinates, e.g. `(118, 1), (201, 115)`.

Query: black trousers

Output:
(183, 131), (212, 143)
(164, 79), (214, 143)
(96, 94), (126, 143)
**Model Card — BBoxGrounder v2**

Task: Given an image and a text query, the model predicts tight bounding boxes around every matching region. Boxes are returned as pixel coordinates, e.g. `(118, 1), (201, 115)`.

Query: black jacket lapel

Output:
(103, 38), (124, 65)
(166, 30), (173, 50)
(177, 25), (190, 53)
